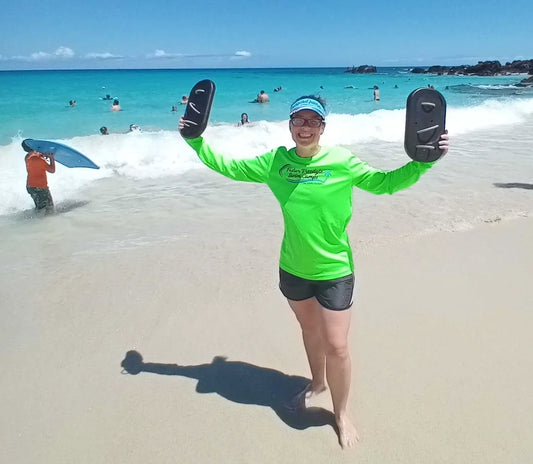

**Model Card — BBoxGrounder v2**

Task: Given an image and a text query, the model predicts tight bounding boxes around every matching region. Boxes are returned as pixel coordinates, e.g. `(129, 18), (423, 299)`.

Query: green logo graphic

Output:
(279, 164), (332, 184)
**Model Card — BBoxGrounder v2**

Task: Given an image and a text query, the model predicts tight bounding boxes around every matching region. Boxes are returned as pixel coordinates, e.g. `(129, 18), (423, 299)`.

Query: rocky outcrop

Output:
(410, 59), (533, 76)
(517, 75), (533, 87)
(466, 60), (503, 75)
(427, 65), (449, 75)
(344, 65), (376, 74)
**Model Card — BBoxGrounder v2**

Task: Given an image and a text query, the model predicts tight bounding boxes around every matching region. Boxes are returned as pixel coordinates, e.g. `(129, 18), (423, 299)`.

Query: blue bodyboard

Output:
(22, 139), (99, 169)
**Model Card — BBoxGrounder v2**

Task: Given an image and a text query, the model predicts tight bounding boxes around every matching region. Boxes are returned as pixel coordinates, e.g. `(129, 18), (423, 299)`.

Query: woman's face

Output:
(289, 110), (325, 148)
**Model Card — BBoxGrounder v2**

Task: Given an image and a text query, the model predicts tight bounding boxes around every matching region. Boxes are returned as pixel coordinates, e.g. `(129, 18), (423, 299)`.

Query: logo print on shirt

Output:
(279, 164), (332, 184)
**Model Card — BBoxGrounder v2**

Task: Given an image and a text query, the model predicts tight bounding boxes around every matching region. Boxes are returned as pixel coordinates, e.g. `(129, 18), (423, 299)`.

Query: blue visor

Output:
(289, 98), (326, 119)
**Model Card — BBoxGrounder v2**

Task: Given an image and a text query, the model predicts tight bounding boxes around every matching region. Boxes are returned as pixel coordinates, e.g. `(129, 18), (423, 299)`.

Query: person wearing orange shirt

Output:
(23, 142), (56, 212)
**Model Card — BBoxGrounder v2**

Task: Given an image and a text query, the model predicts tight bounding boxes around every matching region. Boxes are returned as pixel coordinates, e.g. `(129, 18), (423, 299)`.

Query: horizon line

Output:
(2, 61), (531, 73)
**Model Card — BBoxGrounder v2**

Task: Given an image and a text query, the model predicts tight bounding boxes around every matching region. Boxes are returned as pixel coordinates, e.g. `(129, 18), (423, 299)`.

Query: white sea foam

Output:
(476, 84), (521, 89)
(447, 98), (533, 134)
(2, 98), (533, 218)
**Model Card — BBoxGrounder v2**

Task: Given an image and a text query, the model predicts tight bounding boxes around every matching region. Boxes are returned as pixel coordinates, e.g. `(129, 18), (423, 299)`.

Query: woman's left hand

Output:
(439, 130), (449, 156)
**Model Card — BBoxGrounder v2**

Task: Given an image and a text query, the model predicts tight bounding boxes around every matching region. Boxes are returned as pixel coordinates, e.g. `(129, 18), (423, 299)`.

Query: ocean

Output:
(1, 67), (533, 269)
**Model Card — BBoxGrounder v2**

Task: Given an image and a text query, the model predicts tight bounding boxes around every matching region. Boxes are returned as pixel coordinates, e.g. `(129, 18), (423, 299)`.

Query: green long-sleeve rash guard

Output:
(186, 136), (433, 280)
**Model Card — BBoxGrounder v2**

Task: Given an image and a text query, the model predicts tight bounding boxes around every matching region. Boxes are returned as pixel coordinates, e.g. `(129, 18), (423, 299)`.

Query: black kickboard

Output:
(404, 88), (446, 162)
(180, 79), (216, 139)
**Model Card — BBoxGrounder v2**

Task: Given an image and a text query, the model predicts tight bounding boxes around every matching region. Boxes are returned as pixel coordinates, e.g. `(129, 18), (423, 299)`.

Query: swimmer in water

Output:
(238, 113), (249, 126)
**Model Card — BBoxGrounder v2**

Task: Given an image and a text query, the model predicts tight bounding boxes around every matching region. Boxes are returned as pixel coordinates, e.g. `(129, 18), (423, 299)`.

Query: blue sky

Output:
(1, 0), (531, 70)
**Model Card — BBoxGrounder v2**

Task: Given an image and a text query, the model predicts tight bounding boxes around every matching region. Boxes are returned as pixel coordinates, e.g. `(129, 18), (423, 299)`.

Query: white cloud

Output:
(85, 52), (124, 60)
(148, 49), (181, 59)
(11, 46), (75, 62)
(230, 50), (252, 61)
(54, 46), (75, 58)
(1, 46), (251, 66)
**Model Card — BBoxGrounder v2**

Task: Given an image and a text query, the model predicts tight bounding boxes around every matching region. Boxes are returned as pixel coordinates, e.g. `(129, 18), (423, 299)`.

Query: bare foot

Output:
(336, 415), (359, 449)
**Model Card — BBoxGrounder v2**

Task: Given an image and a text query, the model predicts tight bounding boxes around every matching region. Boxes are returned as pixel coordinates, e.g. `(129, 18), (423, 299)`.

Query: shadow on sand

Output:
(120, 350), (336, 432)
(15, 200), (90, 220)
(493, 182), (533, 190)
(54, 200), (90, 213)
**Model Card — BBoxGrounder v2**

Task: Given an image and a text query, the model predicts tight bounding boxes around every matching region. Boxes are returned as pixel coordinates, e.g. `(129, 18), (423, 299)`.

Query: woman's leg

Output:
(319, 307), (358, 447)
(287, 298), (327, 394)
(288, 297), (359, 448)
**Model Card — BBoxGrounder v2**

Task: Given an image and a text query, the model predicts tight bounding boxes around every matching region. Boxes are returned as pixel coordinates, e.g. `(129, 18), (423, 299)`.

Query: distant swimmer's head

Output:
(289, 95), (327, 120)
(100, 126), (109, 135)
(129, 124), (140, 131)
(113, 99), (120, 105)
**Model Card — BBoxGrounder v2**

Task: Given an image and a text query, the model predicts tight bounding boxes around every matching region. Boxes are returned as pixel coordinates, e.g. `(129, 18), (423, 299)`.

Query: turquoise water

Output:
(1, 66), (532, 243)
(1, 67), (530, 144)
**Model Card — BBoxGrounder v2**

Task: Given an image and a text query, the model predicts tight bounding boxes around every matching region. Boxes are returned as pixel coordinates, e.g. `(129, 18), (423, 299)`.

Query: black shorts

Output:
(279, 268), (355, 311)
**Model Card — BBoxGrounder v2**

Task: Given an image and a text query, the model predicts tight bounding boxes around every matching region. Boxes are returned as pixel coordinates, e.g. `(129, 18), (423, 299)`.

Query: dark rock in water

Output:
(427, 65), (449, 75)
(410, 59), (533, 76)
(517, 75), (533, 87)
(344, 65), (376, 74)
(505, 60), (533, 74)
(447, 66), (468, 75)
(467, 60), (502, 76)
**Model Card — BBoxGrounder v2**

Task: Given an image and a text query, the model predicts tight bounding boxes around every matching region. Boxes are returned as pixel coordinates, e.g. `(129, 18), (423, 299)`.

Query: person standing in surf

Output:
(179, 95), (449, 448)
(255, 90), (270, 103)
(373, 85), (380, 101)
(111, 99), (121, 112)
(22, 140), (56, 213)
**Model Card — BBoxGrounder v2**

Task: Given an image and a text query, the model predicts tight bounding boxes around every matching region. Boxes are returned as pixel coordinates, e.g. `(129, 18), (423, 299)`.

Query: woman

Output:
(238, 112), (249, 126)
(179, 95), (449, 448)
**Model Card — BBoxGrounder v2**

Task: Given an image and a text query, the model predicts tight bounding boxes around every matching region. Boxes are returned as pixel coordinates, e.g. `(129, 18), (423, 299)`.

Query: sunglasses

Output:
(290, 117), (324, 128)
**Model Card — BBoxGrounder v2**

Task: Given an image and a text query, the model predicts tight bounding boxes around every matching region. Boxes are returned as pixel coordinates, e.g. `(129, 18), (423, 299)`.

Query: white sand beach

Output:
(2, 6), (533, 463)
(2, 212), (532, 463)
